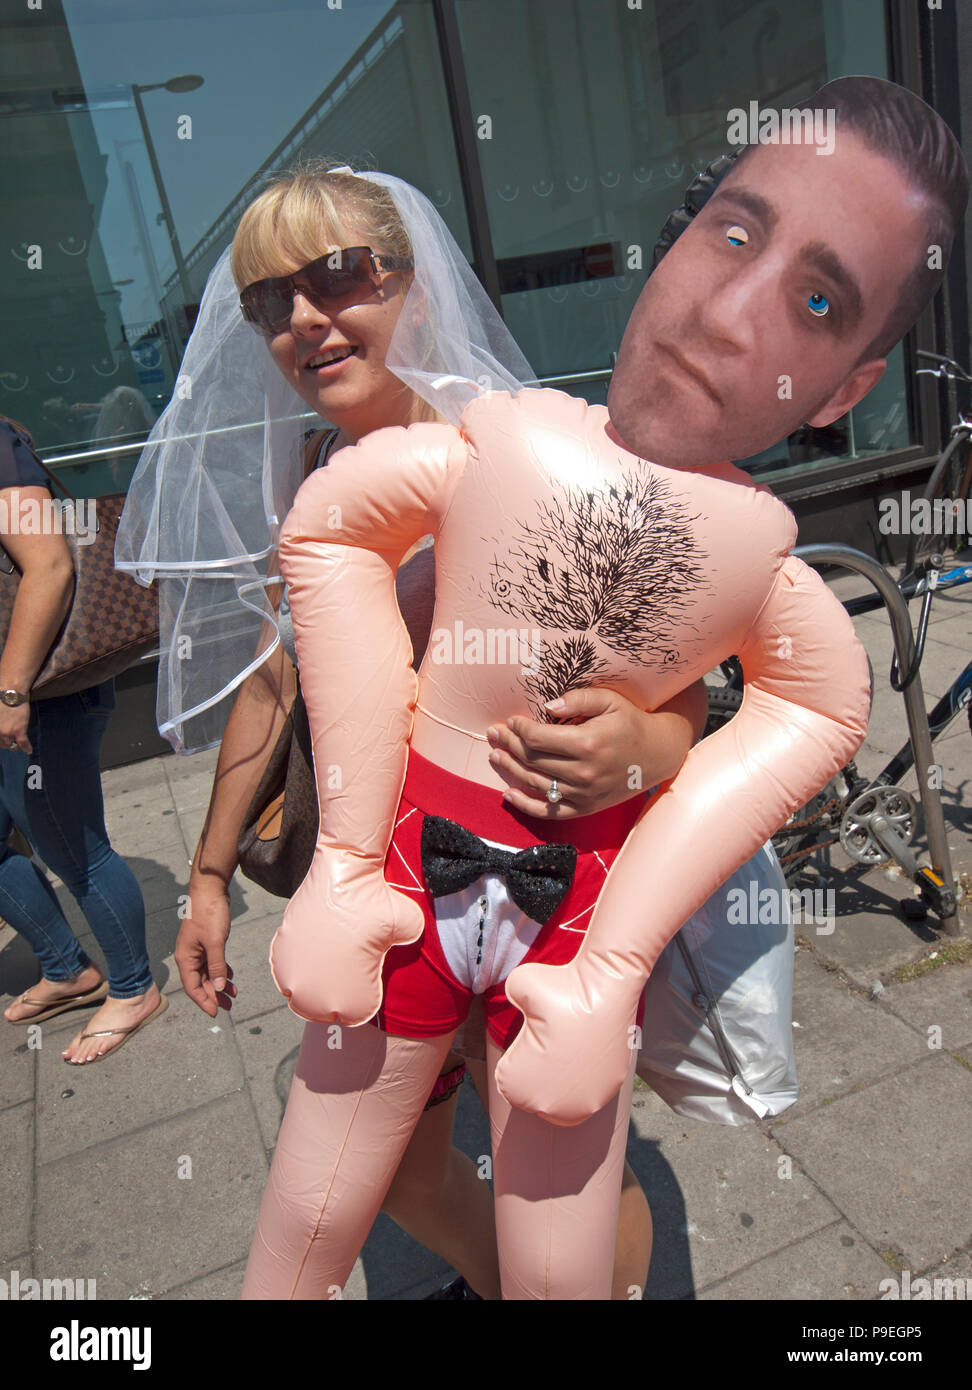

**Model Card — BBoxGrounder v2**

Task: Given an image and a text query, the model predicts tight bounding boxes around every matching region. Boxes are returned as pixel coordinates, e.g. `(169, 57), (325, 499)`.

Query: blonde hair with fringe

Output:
(231, 156), (439, 424)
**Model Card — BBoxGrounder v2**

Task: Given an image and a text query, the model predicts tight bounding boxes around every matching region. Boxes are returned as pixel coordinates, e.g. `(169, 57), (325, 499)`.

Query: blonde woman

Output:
(122, 164), (705, 1298)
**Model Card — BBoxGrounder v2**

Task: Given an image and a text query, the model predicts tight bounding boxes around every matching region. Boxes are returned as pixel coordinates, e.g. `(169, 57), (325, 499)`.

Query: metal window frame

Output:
(431, 0), (503, 312)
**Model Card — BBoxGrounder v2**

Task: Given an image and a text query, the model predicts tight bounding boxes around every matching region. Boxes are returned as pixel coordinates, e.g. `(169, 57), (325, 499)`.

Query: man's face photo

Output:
(608, 128), (931, 469)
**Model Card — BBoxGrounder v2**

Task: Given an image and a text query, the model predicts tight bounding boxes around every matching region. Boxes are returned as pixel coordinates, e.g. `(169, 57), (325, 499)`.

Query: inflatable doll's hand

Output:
(497, 957), (639, 1125)
(269, 848), (424, 1025)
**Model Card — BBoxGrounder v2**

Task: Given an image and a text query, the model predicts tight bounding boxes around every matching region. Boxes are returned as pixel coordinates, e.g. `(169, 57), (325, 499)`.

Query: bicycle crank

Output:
(839, 785), (919, 865)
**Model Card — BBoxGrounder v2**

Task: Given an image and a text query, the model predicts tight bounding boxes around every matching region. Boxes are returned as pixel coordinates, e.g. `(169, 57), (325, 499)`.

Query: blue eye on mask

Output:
(808, 292), (830, 317)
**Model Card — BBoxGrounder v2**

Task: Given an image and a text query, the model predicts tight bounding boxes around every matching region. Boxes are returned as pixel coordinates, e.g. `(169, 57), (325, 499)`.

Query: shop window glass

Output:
(1, 0), (465, 494)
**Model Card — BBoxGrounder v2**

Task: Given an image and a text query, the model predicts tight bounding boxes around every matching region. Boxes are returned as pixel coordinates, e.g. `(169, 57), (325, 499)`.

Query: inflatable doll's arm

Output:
(498, 554), (870, 1123)
(270, 423), (468, 1025)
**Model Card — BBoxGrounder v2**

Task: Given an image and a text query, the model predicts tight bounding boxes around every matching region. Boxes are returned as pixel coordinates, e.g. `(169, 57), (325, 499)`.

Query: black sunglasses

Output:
(240, 246), (413, 335)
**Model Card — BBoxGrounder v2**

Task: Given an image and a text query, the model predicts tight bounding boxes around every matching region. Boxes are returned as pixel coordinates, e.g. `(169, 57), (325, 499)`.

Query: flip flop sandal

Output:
(67, 992), (169, 1063)
(7, 979), (109, 1025)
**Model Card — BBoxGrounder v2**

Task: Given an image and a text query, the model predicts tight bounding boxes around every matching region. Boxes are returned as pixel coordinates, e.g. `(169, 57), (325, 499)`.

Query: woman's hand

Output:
(174, 873), (237, 1017)
(0, 704), (31, 754)
(174, 604), (292, 1016)
(486, 681), (708, 819)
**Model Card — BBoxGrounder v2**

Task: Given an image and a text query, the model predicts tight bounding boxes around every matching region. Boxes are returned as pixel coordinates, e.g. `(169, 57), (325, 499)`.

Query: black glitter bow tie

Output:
(420, 814), (577, 925)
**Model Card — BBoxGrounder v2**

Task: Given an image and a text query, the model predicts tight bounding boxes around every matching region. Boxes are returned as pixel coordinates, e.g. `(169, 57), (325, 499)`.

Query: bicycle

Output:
(904, 350), (972, 576)
(706, 555), (971, 907)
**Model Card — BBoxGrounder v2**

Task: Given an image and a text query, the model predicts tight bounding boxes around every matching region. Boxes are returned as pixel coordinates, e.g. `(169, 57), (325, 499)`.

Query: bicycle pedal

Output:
(914, 865), (957, 918)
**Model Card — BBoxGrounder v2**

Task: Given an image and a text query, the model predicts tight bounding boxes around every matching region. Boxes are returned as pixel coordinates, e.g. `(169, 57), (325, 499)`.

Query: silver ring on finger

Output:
(546, 779), (563, 804)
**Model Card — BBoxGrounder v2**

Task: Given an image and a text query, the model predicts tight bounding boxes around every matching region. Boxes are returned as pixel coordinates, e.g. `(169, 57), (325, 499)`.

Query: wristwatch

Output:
(0, 689), (29, 707)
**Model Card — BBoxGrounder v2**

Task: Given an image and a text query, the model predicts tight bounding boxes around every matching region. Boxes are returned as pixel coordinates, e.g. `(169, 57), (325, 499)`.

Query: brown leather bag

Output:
(236, 674), (318, 897)
(236, 429), (332, 897)
(237, 429), (436, 897)
(0, 456), (159, 699)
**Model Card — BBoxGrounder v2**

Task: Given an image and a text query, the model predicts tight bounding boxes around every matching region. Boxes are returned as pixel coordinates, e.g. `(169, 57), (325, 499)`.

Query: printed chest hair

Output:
(480, 466), (715, 717)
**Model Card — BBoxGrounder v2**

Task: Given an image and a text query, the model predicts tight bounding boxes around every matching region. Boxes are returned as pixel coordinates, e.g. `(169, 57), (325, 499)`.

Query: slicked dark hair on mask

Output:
(727, 75), (968, 363)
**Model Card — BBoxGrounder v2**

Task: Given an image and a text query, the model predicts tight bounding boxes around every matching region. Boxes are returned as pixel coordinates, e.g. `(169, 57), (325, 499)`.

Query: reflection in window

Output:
(2, 0), (463, 496)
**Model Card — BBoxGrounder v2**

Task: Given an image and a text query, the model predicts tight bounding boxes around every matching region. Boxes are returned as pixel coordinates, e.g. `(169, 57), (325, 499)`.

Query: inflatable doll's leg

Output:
(486, 1034), (637, 1300)
(242, 1019), (456, 1299)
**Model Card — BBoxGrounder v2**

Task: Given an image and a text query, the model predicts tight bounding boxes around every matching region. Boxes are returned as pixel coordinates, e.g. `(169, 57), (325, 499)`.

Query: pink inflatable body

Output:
(271, 387), (870, 1126)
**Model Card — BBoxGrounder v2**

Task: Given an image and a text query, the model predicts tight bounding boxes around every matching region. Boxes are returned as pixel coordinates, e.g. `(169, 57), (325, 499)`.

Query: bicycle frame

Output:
(794, 544), (958, 932)
(874, 656), (972, 787)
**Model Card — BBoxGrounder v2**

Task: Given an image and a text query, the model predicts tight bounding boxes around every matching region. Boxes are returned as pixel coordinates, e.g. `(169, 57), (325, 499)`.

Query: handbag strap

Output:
(276, 428), (339, 684)
(302, 426), (341, 479)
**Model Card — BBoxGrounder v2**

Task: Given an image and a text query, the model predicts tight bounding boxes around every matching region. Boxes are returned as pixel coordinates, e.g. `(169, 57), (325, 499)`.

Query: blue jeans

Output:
(0, 679), (151, 999)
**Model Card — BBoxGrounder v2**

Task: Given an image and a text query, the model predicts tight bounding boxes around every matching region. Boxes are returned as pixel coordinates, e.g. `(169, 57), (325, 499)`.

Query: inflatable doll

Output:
(272, 386), (870, 1127)
(272, 74), (969, 1146)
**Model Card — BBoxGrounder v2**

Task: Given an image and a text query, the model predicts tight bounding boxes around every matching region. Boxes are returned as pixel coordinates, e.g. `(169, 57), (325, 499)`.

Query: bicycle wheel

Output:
(904, 430), (972, 576)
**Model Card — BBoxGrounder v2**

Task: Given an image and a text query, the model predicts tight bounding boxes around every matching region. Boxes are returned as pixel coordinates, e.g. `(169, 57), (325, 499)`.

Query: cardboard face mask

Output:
(272, 386), (870, 1125)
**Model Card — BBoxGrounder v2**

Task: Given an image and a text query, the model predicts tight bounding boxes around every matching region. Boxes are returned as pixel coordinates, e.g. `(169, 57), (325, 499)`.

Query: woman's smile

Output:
(303, 344), (360, 377)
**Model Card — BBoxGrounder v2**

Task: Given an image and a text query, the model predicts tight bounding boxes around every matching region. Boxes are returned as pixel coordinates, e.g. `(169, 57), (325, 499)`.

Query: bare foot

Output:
(4, 964), (105, 1023)
(62, 983), (164, 1064)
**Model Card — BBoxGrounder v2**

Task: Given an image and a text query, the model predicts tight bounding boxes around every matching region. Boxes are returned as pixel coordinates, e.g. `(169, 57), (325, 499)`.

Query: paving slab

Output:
(0, 1253), (34, 1287)
(161, 1257), (248, 1300)
(697, 1218), (895, 1300)
(144, 906), (188, 989)
(163, 763), (223, 819)
(214, 912), (288, 1024)
(0, 1029), (35, 1111)
(100, 757), (173, 798)
(772, 1054), (972, 1272)
(801, 877), (960, 989)
(233, 1003), (304, 1154)
(894, 635), (966, 707)
(224, 873), (287, 929)
(879, 961), (972, 1053)
(102, 782), (186, 858)
(124, 841), (193, 919)
(35, 1092), (266, 1300)
(922, 607), (972, 654)
(851, 615), (943, 752)
(175, 805), (207, 857)
(35, 987), (245, 1164)
(914, 1244), (972, 1294)
(626, 1088), (840, 1299)
(778, 950), (928, 1121)
(160, 747), (219, 789)
(0, 1101), (32, 1266)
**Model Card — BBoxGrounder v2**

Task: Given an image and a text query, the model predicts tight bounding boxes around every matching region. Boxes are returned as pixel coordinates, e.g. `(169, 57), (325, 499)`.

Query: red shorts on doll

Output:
(373, 748), (647, 1050)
